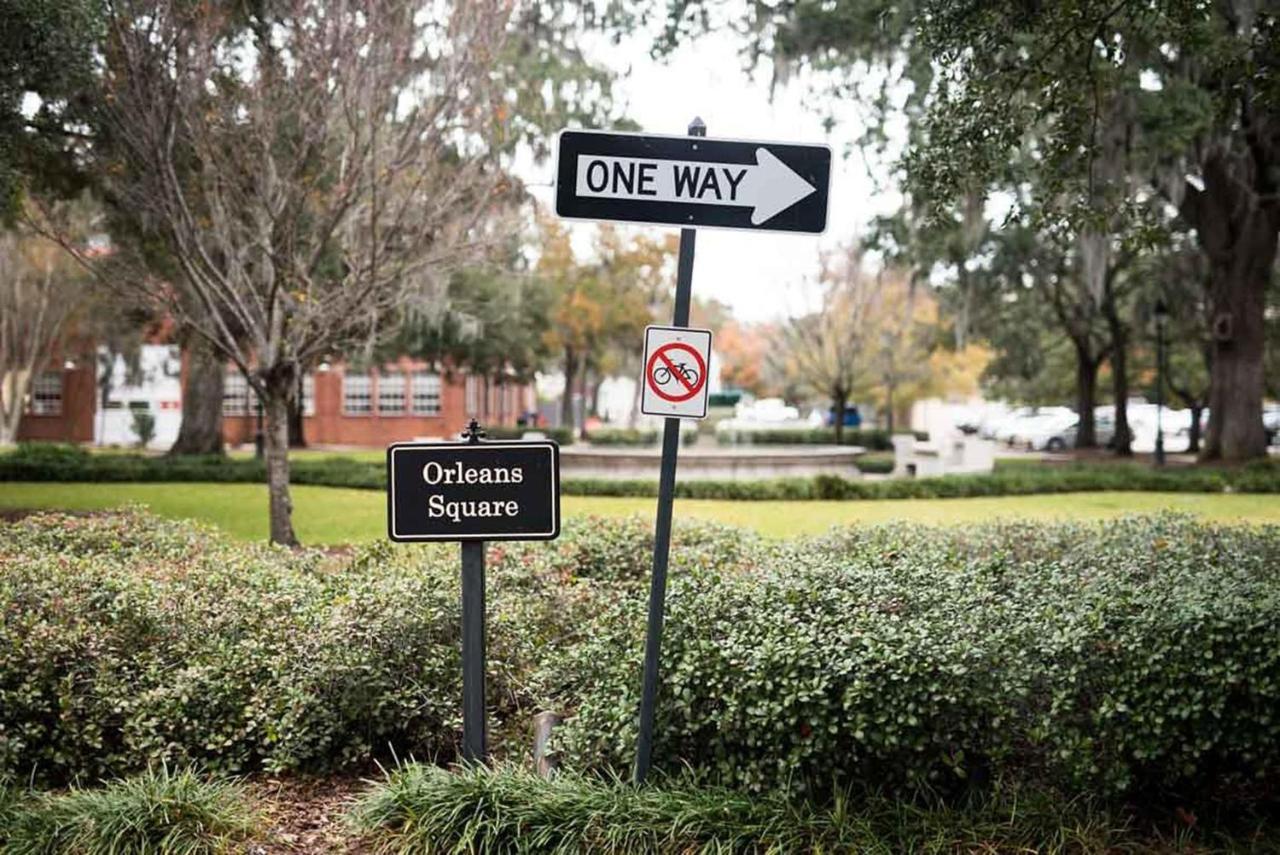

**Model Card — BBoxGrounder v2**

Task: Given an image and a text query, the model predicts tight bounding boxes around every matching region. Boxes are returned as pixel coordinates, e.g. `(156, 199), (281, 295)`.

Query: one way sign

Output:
(555, 130), (831, 234)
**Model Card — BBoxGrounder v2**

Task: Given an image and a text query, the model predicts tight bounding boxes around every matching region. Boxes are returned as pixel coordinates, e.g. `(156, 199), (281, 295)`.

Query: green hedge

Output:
(715, 428), (926, 450)
(550, 516), (1280, 797)
(5, 444), (1279, 499)
(484, 426), (575, 445)
(6, 509), (1280, 807)
(584, 428), (699, 447)
(0, 510), (742, 784)
(586, 427), (658, 446)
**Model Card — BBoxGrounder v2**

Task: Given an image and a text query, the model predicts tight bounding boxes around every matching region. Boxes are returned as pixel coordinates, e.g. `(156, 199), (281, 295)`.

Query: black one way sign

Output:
(556, 130), (831, 234)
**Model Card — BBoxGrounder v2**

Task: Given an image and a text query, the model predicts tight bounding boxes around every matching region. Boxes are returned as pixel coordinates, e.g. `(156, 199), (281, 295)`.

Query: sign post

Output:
(632, 117), (706, 785)
(387, 419), (560, 763)
(555, 117), (829, 785)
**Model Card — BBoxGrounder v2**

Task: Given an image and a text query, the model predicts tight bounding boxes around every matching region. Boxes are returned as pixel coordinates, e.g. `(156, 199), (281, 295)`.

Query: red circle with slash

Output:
(646, 341), (708, 403)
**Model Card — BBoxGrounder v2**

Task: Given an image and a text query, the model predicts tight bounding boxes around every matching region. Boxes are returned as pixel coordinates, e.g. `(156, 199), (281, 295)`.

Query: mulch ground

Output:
(242, 776), (371, 854)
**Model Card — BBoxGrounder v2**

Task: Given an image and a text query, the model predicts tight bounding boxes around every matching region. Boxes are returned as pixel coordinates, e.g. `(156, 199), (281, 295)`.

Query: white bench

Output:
(893, 434), (994, 478)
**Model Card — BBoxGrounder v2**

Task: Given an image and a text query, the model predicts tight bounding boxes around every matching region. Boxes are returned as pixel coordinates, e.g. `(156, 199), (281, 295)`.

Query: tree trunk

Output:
(1184, 149), (1277, 461)
(884, 386), (895, 434)
(1188, 403), (1203, 454)
(0, 366), (31, 445)
(832, 390), (846, 445)
(262, 385), (298, 547)
(1073, 345), (1100, 448)
(590, 374), (605, 419)
(1101, 289), (1132, 456)
(288, 373), (307, 448)
(169, 336), (225, 456)
(1202, 221), (1272, 460)
(560, 347), (576, 431)
(577, 354), (589, 441)
(1109, 336), (1131, 456)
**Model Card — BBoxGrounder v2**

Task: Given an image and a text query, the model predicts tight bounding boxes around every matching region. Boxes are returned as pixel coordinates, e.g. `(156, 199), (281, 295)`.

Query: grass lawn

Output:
(2, 482), (1277, 543)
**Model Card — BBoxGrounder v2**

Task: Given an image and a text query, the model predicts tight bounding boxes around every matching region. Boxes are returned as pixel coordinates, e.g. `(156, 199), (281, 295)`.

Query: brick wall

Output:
(222, 361), (535, 448)
(15, 364), (97, 443)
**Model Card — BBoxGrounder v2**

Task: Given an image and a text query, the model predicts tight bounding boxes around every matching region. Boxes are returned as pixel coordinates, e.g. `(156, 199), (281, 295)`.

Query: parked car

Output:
(997, 407), (1072, 446)
(1014, 412), (1079, 452)
(826, 406), (863, 428)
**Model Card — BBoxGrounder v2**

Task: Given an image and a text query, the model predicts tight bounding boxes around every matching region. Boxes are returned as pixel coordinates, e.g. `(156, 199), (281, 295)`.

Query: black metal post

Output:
(1155, 303), (1167, 467)
(634, 116), (704, 786)
(460, 419), (487, 762)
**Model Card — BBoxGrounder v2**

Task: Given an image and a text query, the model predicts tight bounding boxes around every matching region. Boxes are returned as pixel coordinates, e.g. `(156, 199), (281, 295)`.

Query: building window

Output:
(378, 372), (406, 415)
(343, 372), (372, 415)
(410, 372), (441, 415)
(223, 370), (257, 415)
(29, 372), (62, 415)
(301, 374), (315, 417)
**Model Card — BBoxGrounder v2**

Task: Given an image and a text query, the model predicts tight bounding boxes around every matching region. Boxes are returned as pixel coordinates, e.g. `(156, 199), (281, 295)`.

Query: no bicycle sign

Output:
(641, 325), (712, 419)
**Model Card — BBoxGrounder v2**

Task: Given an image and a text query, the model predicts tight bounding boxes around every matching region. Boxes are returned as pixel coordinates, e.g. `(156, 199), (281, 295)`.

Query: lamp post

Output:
(1154, 298), (1168, 466)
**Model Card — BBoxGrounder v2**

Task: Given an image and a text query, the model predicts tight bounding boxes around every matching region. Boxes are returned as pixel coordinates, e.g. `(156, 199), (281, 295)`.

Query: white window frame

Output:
(377, 372), (406, 416)
(343, 372), (372, 416)
(301, 374), (315, 417)
(410, 371), (442, 416)
(223, 370), (249, 416)
(28, 371), (63, 415)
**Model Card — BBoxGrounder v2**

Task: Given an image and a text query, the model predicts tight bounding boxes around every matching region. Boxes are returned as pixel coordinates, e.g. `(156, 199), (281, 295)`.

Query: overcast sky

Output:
(521, 27), (906, 323)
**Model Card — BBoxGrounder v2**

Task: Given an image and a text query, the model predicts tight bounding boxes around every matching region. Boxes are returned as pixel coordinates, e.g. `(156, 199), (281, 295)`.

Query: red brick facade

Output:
(222, 359), (536, 448)
(13, 351), (536, 449)
(15, 363), (97, 443)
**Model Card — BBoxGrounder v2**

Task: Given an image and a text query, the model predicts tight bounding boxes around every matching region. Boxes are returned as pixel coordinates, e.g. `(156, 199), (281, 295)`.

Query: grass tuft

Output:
(349, 762), (1165, 854)
(0, 766), (255, 855)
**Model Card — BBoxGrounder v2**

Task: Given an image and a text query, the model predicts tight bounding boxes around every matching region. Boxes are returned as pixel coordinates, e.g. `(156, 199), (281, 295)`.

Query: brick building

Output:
(12, 349), (536, 449)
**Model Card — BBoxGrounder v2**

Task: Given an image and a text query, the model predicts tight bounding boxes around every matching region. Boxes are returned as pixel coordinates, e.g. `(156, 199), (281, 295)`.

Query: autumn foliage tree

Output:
(50, 0), (516, 544)
(0, 207), (91, 445)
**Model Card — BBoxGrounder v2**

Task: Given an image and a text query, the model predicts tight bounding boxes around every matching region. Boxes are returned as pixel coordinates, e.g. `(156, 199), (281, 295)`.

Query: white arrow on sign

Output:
(575, 148), (817, 225)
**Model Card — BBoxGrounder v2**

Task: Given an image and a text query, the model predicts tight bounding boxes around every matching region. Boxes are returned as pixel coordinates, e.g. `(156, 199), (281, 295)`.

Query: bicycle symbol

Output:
(651, 361), (700, 389)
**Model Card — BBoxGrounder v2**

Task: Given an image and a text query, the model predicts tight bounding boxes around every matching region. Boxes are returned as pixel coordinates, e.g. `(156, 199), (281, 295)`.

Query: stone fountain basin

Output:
(560, 444), (866, 481)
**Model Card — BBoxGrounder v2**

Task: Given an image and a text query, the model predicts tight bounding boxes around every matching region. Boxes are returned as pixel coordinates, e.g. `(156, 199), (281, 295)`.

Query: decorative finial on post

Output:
(461, 419), (486, 444)
(688, 116), (706, 137)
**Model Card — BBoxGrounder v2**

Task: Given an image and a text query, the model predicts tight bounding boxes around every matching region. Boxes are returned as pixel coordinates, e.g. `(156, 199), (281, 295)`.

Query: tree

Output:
(0, 0), (101, 218)
(715, 319), (776, 397)
(536, 217), (670, 434)
(866, 268), (940, 432)
(0, 204), (91, 445)
(775, 245), (877, 444)
(906, 1), (1278, 461)
(49, 0), (517, 544)
(653, 0), (1278, 461)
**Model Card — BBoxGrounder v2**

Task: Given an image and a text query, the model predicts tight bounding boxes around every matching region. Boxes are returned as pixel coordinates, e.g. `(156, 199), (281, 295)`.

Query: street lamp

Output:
(1154, 298), (1169, 466)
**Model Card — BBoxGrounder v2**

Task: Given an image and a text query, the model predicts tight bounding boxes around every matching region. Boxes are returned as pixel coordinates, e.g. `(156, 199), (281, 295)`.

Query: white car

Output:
(1014, 412), (1080, 451)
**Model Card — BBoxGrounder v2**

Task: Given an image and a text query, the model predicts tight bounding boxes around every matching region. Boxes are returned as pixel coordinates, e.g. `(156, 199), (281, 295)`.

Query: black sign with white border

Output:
(387, 440), (560, 542)
(555, 129), (831, 234)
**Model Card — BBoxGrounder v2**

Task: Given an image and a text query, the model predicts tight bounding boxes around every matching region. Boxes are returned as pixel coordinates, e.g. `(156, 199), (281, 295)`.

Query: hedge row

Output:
(0, 510), (743, 784)
(715, 428), (927, 450)
(584, 427), (699, 446)
(551, 516), (1280, 796)
(4, 443), (1279, 499)
(4, 509), (1280, 806)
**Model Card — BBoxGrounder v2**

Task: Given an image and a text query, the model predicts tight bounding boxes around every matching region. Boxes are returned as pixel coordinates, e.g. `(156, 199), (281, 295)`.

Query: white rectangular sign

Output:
(640, 325), (712, 420)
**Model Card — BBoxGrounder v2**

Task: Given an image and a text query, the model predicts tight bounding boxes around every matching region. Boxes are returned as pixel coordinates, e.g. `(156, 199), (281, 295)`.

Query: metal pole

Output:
(1155, 318), (1166, 466)
(460, 419), (487, 762)
(460, 540), (486, 761)
(634, 116), (705, 786)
